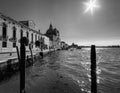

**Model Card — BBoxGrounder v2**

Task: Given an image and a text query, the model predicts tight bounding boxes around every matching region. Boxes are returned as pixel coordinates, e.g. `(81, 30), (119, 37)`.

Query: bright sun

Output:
(83, 0), (100, 15)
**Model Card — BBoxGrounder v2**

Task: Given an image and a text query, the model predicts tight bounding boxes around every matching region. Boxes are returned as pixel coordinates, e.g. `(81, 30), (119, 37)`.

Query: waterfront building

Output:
(19, 20), (36, 29)
(42, 35), (50, 51)
(45, 24), (61, 50)
(53, 28), (61, 50)
(60, 41), (69, 50)
(0, 13), (49, 53)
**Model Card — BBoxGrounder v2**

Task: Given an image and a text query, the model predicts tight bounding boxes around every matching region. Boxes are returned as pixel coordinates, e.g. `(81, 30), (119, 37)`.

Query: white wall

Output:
(0, 16), (41, 53)
(42, 35), (50, 50)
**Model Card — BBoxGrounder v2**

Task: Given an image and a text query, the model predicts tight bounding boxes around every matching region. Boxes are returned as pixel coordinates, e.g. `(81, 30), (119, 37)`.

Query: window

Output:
(13, 43), (16, 47)
(2, 42), (7, 47)
(31, 33), (33, 42)
(13, 27), (16, 38)
(3, 23), (7, 38)
(35, 34), (37, 41)
(31, 33), (33, 48)
(2, 23), (7, 48)
(38, 36), (39, 40)
(13, 27), (16, 47)
(38, 36), (40, 40)
(35, 34), (37, 47)
(20, 30), (23, 38)
(26, 31), (29, 39)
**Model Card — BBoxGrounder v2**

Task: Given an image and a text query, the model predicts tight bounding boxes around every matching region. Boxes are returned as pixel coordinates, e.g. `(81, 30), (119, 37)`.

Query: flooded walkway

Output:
(0, 50), (84, 93)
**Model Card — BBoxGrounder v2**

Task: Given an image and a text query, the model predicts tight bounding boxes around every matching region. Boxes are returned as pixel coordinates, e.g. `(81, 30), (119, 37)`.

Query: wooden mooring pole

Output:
(91, 45), (97, 93)
(29, 44), (34, 65)
(20, 38), (26, 93)
(16, 46), (20, 70)
(16, 46), (20, 62)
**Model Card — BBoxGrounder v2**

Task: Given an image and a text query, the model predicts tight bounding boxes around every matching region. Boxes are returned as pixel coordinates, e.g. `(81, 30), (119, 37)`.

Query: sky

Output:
(0, 0), (120, 46)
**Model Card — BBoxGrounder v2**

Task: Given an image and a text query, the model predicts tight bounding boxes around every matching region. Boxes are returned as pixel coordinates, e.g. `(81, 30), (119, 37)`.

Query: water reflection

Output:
(25, 48), (120, 93)
(40, 49), (120, 93)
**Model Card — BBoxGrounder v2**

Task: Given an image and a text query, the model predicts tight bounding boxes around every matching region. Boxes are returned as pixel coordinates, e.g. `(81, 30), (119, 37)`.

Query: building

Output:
(42, 35), (50, 51)
(19, 20), (36, 29)
(45, 24), (61, 50)
(60, 41), (69, 50)
(0, 12), (49, 53)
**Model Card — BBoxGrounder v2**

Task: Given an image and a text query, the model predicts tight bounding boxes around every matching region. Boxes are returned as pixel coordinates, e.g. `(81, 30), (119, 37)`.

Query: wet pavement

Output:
(0, 51), (84, 93)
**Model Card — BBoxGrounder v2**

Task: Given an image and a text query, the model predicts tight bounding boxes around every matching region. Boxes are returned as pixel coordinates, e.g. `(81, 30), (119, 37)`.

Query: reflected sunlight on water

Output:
(50, 48), (120, 93)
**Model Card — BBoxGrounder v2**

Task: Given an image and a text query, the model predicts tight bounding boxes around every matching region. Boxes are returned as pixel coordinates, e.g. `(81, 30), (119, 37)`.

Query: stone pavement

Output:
(0, 61), (85, 93)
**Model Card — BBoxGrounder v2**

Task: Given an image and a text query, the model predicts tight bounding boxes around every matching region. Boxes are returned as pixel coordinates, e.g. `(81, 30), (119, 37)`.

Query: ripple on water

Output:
(39, 49), (120, 93)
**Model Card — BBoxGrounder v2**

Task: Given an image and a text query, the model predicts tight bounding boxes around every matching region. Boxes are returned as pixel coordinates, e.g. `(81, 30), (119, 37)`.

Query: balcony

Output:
(0, 35), (8, 41)
(9, 37), (17, 42)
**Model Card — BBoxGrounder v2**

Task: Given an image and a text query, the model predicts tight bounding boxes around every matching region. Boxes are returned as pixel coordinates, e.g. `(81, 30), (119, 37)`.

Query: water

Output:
(43, 48), (120, 93)
(1, 48), (120, 93)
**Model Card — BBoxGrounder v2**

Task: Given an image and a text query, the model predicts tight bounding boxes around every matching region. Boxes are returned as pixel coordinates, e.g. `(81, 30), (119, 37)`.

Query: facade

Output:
(42, 35), (50, 51)
(53, 28), (61, 49)
(45, 24), (61, 50)
(19, 20), (36, 29)
(0, 13), (49, 53)
(60, 41), (69, 50)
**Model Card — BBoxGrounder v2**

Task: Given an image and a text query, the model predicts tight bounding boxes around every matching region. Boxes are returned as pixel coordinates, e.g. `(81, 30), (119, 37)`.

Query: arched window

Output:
(2, 23), (7, 47)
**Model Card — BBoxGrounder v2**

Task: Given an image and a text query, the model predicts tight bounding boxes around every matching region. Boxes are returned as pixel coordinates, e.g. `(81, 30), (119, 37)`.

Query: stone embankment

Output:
(0, 49), (54, 82)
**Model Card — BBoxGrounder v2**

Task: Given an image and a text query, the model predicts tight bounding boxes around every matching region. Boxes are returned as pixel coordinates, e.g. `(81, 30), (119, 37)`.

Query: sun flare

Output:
(83, 0), (100, 15)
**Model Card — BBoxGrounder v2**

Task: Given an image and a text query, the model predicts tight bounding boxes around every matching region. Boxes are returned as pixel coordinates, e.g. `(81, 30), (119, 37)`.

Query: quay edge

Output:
(0, 49), (55, 82)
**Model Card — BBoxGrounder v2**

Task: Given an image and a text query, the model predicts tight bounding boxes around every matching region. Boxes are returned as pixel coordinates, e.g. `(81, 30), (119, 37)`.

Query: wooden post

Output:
(0, 63), (2, 81)
(40, 37), (43, 58)
(16, 46), (20, 61)
(7, 60), (12, 75)
(29, 44), (34, 65)
(40, 42), (43, 58)
(91, 45), (97, 93)
(20, 38), (26, 93)
(16, 46), (20, 70)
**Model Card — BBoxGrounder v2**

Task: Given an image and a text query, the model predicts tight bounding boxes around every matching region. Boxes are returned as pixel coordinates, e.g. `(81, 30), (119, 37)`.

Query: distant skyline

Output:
(0, 0), (120, 45)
